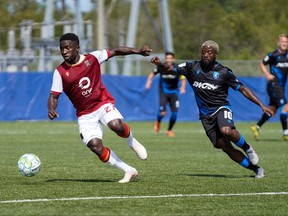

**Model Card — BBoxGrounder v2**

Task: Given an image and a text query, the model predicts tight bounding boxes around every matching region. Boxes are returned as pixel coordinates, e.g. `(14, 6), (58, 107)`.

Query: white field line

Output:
(1, 192), (288, 204)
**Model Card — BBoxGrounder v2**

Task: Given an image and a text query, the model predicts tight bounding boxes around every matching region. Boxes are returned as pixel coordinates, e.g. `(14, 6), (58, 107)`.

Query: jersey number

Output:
(105, 105), (115, 113)
(224, 110), (232, 120)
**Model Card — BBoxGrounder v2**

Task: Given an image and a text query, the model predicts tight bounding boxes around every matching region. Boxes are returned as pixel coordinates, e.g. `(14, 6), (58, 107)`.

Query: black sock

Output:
(280, 114), (287, 130)
(246, 163), (259, 172)
(257, 113), (271, 128)
(168, 119), (176, 131)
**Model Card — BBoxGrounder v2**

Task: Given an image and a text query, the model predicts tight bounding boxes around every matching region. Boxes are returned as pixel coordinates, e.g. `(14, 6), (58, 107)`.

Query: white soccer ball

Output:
(18, 153), (41, 177)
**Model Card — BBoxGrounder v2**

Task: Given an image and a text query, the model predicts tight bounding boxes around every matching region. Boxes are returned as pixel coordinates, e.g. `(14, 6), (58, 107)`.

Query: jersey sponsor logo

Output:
(276, 62), (288, 68)
(78, 77), (92, 97)
(161, 74), (177, 79)
(213, 72), (219, 79)
(193, 81), (219, 90)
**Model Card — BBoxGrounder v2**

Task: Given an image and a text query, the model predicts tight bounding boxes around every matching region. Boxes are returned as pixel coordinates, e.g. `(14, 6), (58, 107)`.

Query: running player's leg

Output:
(280, 104), (288, 140)
(217, 109), (259, 165)
(78, 112), (137, 183)
(166, 94), (179, 137)
(251, 85), (277, 140)
(155, 91), (168, 132)
(201, 116), (264, 178)
(100, 103), (147, 161)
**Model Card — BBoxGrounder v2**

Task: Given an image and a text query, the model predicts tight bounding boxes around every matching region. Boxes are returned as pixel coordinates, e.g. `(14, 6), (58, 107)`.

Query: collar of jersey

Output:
(65, 54), (85, 67)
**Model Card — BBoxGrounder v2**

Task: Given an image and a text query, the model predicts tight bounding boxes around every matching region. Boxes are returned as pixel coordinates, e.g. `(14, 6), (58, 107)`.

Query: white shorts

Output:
(78, 103), (123, 145)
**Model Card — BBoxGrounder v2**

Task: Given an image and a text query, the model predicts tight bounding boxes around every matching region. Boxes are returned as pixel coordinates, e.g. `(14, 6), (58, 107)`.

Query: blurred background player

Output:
(48, 33), (150, 183)
(145, 52), (186, 137)
(251, 34), (288, 141)
(151, 40), (274, 178)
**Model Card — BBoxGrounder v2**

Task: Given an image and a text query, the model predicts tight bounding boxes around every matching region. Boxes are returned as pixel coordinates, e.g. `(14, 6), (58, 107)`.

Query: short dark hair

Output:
(59, 33), (79, 45)
(165, 51), (175, 57)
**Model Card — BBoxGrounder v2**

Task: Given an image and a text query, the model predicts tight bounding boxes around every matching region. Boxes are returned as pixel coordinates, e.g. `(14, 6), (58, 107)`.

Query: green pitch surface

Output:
(0, 121), (287, 215)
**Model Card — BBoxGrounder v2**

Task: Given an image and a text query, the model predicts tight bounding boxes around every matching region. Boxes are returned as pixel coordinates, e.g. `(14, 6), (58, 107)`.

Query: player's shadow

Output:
(183, 173), (253, 178)
(46, 178), (114, 183)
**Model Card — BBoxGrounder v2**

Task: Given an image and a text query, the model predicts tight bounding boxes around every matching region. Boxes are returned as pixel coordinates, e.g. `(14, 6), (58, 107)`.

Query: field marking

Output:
(1, 192), (288, 204)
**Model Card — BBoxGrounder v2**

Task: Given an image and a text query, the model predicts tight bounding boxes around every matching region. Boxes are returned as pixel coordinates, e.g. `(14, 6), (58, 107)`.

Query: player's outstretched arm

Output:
(239, 86), (274, 117)
(151, 57), (173, 71)
(109, 45), (152, 58)
(48, 93), (59, 120)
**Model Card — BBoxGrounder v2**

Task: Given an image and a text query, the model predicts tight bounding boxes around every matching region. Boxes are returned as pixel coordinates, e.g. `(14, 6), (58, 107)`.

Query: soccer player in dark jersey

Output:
(48, 33), (150, 183)
(251, 34), (288, 141)
(146, 52), (186, 137)
(151, 40), (274, 178)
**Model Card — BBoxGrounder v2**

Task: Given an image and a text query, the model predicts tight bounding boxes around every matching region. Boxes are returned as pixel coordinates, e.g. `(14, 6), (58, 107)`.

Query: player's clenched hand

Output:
(48, 109), (59, 120)
(151, 56), (161, 65)
(261, 105), (274, 117)
(139, 45), (152, 56)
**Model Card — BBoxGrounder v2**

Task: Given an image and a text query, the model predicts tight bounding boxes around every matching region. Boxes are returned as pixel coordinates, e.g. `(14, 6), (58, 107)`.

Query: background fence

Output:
(0, 72), (282, 122)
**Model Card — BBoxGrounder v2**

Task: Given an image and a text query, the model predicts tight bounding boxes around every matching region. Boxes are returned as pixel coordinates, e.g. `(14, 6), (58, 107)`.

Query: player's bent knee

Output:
(220, 127), (232, 137)
(107, 119), (124, 133)
(160, 111), (166, 116)
(87, 138), (103, 155)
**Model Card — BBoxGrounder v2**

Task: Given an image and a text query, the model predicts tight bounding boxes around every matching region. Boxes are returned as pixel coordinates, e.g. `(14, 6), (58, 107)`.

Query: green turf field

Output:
(0, 121), (287, 215)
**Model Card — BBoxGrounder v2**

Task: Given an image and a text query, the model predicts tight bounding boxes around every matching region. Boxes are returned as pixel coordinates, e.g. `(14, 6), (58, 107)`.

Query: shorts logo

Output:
(79, 77), (92, 97)
(213, 72), (219, 79)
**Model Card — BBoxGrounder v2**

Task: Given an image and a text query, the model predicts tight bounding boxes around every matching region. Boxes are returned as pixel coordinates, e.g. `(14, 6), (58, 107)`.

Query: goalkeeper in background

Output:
(146, 52), (186, 137)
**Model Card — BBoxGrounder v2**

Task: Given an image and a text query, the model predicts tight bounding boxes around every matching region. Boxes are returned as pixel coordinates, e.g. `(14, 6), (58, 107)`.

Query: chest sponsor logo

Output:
(276, 62), (288, 68)
(193, 81), (219, 90)
(78, 77), (92, 97)
(162, 74), (177, 79)
(213, 72), (219, 79)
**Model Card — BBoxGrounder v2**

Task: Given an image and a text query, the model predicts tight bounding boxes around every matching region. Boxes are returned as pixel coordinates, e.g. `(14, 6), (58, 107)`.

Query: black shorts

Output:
(267, 82), (287, 108)
(159, 90), (179, 113)
(200, 108), (235, 145)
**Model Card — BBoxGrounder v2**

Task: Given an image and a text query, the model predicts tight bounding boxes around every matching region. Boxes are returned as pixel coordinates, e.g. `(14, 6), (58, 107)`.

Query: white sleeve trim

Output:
(90, 50), (109, 64)
(51, 69), (63, 93)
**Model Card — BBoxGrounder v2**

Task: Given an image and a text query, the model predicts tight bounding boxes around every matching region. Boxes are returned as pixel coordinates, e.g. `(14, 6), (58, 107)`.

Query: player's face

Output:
(278, 36), (288, 52)
(201, 46), (217, 67)
(165, 54), (175, 66)
(60, 40), (80, 64)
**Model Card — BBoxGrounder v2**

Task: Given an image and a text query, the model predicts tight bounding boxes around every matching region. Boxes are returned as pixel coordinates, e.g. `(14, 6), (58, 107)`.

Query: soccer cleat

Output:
(255, 167), (265, 179)
(154, 121), (160, 133)
(283, 130), (288, 141)
(245, 146), (259, 165)
(129, 137), (148, 160)
(250, 125), (260, 141)
(118, 169), (138, 183)
(166, 130), (175, 137)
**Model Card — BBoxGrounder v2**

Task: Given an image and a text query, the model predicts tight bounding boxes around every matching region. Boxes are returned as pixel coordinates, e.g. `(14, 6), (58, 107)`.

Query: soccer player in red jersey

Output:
(48, 33), (150, 183)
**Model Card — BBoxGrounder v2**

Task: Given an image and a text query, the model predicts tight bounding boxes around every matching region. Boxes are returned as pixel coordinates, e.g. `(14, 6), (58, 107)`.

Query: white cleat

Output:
(255, 167), (265, 179)
(129, 137), (148, 160)
(246, 146), (259, 165)
(118, 169), (138, 183)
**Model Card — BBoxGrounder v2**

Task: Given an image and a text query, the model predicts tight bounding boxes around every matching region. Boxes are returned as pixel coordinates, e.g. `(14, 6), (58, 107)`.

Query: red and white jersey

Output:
(51, 50), (115, 117)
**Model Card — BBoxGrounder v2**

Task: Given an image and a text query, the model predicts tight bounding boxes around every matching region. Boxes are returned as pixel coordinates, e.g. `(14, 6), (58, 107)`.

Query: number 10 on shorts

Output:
(224, 110), (232, 120)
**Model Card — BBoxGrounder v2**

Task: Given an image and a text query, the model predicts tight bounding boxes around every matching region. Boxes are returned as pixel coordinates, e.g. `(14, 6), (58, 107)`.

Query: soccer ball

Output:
(18, 153), (41, 177)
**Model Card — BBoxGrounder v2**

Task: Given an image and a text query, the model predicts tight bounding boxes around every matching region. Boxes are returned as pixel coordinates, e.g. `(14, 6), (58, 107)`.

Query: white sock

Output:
(283, 129), (288, 136)
(106, 149), (135, 173)
(127, 131), (134, 147)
